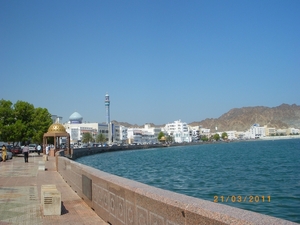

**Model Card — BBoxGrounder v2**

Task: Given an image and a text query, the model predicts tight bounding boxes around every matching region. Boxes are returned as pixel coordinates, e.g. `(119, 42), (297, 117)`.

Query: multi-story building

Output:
(127, 124), (161, 144)
(119, 126), (128, 143)
(248, 124), (266, 139)
(189, 126), (201, 141)
(63, 112), (123, 144)
(276, 129), (287, 136)
(199, 128), (211, 138)
(264, 126), (276, 136)
(164, 120), (191, 143)
(218, 131), (237, 140)
(287, 128), (299, 135)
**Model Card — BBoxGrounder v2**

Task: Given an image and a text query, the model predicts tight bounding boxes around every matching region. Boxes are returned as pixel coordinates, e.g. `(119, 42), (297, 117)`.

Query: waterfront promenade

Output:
(0, 153), (107, 225)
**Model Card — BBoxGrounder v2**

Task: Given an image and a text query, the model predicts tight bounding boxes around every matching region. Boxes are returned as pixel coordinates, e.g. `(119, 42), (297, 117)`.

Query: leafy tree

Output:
(0, 99), (14, 142)
(13, 100), (35, 143)
(157, 131), (165, 140)
(221, 132), (228, 140)
(96, 133), (106, 144)
(213, 133), (220, 141)
(166, 135), (173, 143)
(201, 135), (208, 142)
(0, 99), (52, 145)
(82, 132), (94, 143)
(31, 107), (52, 143)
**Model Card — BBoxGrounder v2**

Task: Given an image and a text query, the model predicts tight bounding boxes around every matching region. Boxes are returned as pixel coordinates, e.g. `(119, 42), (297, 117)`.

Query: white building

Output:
(119, 126), (128, 143)
(276, 129), (287, 136)
(164, 120), (191, 143)
(287, 128), (299, 135)
(199, 128), (211, 138)
(127, 129), (142, 144)
(225, 131), (237, 140)
(189, 126), (201, 141)
(248, 124), (266, 139)
(63, 112), (123, 144)
(127, 124), (161, 144)
(217, 131), (237, 140)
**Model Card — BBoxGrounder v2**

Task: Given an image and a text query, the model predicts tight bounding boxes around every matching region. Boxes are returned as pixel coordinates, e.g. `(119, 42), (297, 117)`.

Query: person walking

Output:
(45, 145), (50, 161)
(37, 144), (41, 156)
(2, 145), (7, 162)
(22, 144), (29, 163)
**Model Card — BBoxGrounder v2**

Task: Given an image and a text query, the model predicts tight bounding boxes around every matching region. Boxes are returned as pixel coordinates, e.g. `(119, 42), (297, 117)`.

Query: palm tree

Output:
(82, 132), (94, 143)
(96, 133), (106, 145)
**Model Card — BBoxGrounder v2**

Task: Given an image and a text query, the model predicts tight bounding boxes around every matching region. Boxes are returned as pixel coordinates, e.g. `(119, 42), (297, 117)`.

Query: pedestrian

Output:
(22, 144), (29, 163)
(46, 145), (50, 160)
(37, 144), (41, 156)
(2, 144), (7, 162)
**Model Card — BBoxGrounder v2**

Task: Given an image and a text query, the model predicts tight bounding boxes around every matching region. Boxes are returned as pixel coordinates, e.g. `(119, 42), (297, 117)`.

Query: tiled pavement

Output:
(0, 153), (108, 225)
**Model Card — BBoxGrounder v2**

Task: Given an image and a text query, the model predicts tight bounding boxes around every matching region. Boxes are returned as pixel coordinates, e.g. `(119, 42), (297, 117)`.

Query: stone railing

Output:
(57, 156), (297, 225)
(68, 144), (165, 160)
(66, 143), (202, 160)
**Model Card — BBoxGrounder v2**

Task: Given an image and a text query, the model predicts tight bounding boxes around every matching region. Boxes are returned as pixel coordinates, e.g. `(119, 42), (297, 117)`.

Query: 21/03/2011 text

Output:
(214, 195), (271, 203)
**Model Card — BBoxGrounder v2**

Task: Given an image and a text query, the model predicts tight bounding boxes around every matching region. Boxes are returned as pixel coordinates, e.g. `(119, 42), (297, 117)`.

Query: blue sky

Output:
(1, 0), (299, 125)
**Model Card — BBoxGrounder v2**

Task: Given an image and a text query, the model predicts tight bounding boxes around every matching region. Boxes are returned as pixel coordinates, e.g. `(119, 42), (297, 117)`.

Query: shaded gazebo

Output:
(160, 136), (166, 143)
(43, 123), (71, 156)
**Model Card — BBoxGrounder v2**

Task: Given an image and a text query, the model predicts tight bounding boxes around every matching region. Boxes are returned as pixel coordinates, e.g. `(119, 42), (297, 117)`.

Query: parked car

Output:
(10, 146), (22, 155)
(0, 148), (13, 160)
(28, 144), (37, 152)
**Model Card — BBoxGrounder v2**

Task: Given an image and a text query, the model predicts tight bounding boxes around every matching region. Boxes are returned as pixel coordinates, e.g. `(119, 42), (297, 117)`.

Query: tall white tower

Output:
(105, 93), (112, 143)
(105, 93), (110, 125)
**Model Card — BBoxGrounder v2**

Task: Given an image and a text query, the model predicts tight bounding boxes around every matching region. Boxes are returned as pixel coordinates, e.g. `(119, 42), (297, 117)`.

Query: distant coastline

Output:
(260, 135), (300, 140)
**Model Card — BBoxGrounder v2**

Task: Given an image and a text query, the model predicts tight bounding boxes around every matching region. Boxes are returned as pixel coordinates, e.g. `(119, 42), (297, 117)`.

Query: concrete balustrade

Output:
(57, 156), (297, 225)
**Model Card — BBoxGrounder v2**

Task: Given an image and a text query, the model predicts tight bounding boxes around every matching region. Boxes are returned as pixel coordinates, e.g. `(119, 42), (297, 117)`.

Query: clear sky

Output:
(1, 0), (299, 125)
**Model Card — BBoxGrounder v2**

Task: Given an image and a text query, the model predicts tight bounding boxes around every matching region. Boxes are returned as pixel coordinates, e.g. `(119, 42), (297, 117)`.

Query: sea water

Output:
(76, 139), (300, 223)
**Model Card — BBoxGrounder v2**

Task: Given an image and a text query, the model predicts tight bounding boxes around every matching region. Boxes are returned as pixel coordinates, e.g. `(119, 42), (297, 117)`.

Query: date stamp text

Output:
(213, 195), (271, 203)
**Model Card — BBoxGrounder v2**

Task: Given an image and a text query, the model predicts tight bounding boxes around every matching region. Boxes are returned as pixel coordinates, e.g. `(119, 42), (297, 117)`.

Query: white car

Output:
(28, 144), (37, 152)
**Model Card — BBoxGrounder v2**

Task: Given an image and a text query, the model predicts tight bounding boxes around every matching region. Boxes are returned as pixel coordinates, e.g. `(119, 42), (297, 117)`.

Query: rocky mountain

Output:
(189, 104), (300, 132)
(112, 104), (300, 132)
(111, 120), (141, 128)
(111, 120), (165, 128)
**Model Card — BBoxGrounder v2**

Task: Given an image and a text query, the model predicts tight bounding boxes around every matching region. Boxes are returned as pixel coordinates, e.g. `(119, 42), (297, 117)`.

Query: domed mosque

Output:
(69, 112), (83, 124)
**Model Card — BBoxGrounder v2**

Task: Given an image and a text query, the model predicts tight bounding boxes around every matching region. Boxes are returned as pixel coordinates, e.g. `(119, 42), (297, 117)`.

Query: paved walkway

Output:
(0, 153), (108, 225)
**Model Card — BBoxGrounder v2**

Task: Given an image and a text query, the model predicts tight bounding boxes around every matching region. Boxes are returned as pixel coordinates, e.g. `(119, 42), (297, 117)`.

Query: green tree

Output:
(82, 132), (94, 143)
(157, 131), (165, 141)
(0, 99), (14, 142)
(201, 135), (208, 142)
(166, 135), (173, 143)
(96, 133), (106, 144)
(14, 100), (35, 143)
(221, 132), (228, 140)
(0, 99), (52, 145)
(31, 107), (53, 143)
(213, 133), (220, 141)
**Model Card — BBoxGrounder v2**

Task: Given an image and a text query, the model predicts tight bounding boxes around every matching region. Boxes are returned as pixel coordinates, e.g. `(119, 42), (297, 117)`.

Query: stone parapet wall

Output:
(69, 143), (202, 160)
(70, 145), (164, 160)
(57, 156), (297, 225)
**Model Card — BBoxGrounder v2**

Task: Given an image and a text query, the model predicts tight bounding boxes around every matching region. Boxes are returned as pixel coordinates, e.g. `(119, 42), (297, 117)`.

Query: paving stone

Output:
(0, 154), (108, 225)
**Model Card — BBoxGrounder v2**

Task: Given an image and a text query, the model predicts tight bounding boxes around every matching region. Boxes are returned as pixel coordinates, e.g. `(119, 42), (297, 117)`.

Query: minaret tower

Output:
(105, 93), (110, 125)
(105, 93), (112, 143)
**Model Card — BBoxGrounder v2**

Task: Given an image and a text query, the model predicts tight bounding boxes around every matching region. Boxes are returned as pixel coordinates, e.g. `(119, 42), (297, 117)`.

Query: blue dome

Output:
(69, 112), (83, 124)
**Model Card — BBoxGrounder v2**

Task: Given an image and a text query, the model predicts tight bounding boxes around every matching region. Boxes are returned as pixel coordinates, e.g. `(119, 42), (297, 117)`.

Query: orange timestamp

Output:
(214, 195), (271, 203)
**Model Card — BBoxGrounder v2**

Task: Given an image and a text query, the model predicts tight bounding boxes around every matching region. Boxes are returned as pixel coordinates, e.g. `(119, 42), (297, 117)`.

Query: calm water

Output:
(76, 139), (300, 223)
